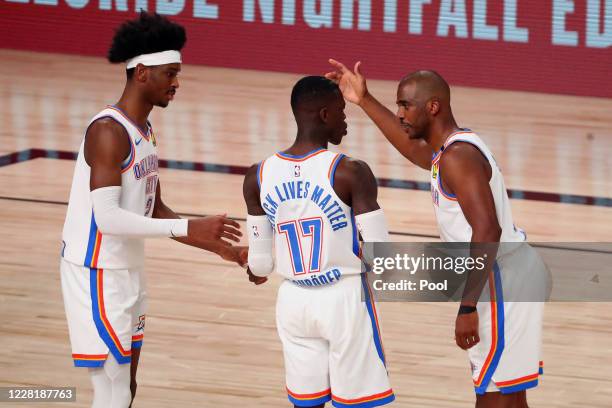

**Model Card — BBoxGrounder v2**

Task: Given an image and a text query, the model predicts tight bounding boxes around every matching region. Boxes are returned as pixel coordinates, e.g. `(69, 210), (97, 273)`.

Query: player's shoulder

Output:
(86, 116), (128, 139)
(440, 139), (490, 177)
(441, 140), (486, 164)
(334, 155), (376, 184)
(83, 116), (131, 161)
(337, 155), (372, 173)
(245, 161), (261, 178)
(244, 159), (268, 188)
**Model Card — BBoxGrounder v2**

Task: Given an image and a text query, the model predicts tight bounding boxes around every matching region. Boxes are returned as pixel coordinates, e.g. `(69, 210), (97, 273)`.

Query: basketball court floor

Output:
(0, 49), (610, 407)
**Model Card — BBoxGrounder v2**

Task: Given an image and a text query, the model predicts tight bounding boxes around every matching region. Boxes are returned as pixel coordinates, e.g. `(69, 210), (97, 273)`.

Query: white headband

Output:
(126, 50), (182, 69)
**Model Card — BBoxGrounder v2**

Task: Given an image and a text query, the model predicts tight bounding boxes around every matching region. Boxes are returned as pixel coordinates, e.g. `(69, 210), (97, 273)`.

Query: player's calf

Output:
(129, 347), (141, 407)
(476, 391), (528, 408)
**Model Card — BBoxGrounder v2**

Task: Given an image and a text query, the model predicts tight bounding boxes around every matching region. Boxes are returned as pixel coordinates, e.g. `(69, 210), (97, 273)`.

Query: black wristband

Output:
(458, 305), (477, 315)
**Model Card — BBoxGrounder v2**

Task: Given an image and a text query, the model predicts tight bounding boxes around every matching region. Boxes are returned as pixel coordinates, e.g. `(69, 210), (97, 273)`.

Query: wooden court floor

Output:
(0, 50), (611, 407)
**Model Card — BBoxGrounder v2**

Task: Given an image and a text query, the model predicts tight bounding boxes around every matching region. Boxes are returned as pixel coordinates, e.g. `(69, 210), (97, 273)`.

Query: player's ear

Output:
(319, 107), (329, 123)
(428, 98), (440, 116)
(135, 64), (148, 83)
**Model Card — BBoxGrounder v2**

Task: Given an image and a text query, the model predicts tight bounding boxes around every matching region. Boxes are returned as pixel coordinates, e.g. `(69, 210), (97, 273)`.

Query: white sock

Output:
(89, 355), (132, 408)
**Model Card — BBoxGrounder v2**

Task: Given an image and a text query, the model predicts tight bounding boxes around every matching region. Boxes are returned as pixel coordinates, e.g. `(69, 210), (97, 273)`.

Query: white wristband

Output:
(246, 214), (274, 277)
(355, 209), (389, 242)
(91, 186), (188, 238)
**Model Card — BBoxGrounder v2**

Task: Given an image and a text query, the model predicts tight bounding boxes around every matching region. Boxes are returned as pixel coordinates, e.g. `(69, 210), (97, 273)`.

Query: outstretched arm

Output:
(325, 59), (433, 170)
(152, 180), (247, 266)
(86, 119), (242, 247)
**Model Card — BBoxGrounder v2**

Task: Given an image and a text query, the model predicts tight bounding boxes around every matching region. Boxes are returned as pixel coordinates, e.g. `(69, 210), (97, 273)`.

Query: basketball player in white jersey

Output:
(243, 76), (395, 408)
(61, 13), (244, 408)
(326, 61), (545, 408)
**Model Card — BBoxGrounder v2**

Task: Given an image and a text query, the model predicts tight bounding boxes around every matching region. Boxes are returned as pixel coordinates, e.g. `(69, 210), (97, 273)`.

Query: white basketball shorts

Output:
(470, 244), (546, 394)
(60, 258), (146, 367)
(276, 274), (394, 408)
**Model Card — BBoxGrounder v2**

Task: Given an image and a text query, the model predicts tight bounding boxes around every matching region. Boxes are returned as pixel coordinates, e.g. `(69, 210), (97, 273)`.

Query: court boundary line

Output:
(1, 148), (610, 207)
(1, 195), (610, 254)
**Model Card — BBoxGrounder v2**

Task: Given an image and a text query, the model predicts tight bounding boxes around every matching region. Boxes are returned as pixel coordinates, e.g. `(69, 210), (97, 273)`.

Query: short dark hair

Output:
(290, 76), (340, 114)
(108, 11), (186, 64)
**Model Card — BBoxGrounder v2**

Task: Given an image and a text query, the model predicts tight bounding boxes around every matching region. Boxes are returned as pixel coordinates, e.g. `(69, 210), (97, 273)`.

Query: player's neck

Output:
(429, 120), (460, 152)
(115, 89), (153, 130)
(288, 130), (329, 155)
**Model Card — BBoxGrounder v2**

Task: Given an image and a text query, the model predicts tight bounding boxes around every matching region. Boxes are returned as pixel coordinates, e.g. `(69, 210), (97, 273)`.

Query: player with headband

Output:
(60, 12), (244, 408)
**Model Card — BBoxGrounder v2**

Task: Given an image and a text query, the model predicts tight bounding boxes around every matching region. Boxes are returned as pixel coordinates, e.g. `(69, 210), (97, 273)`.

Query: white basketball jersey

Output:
(62, 105), (159, 269)
(258, 148), (361, 287)
(430, 130), (526, 244)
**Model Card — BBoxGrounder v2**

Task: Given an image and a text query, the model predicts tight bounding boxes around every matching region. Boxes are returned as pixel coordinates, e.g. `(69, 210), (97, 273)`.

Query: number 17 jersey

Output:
(257, 148), (361, 287)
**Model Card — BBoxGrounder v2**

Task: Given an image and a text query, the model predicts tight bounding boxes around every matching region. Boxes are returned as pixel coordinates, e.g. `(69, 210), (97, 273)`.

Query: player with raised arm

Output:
(326, 61), (544, 408)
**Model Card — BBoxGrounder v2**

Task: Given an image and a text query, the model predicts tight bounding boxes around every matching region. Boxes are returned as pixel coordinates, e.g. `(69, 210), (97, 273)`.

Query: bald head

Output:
(399, 70), (451, 107)
(395, 70), (457, 141)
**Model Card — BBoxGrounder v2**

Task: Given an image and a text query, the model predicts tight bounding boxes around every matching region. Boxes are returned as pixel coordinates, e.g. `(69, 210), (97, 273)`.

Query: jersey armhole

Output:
(256, 159), (266, 192)
(439, 140), (492, 198)
(328, 153), (345, 187)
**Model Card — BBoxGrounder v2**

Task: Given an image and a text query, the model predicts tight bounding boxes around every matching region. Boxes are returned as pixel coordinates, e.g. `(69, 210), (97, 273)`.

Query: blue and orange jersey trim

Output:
(443, 129), (474, 149)
(328, 153), (345, 187)
(430, 128), (474, 165)
(495, 372), (539, 394)
(431, 147), (457, 201)
(350, 209), (359, 257)
(89, 268), (132, 364)
(437, 173), (458, 201)
(256, 160), (265, 190)
(72, 353), (107, 368)
(431, 129), (478, 201)
(493, 361), (544, 394)
(276, 148), (327, 162)
(120, 135), (136, 173)
(84, 212), (102, 268)
(473, 263), (505, 395)
(361, 274), (386, 367)
(287, 388), (331, 407)
(132, 333), (144, 349)
(332, 389), (395, 408)
(107, 105), (151, 141)
(431, 149), (443, 164)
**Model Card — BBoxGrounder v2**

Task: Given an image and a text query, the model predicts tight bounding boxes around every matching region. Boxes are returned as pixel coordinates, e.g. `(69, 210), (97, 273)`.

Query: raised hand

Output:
(325, 59), (368, 105)
(187, 215), (242, 246)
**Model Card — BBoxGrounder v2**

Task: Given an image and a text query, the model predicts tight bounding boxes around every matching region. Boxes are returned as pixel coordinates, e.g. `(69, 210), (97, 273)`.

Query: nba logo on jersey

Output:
(258, 149), (361, 286)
